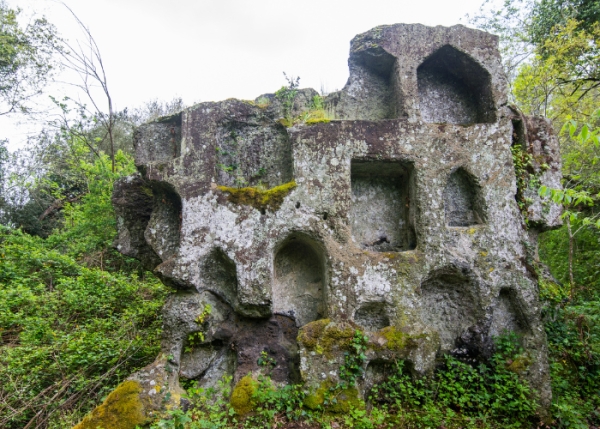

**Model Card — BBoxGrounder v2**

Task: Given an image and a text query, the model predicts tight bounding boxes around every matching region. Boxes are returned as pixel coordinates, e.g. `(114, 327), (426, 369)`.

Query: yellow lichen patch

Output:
(141, 186), (153, 197)
(539, 277), (570, 303)
(217, 180), (296, 212)
(480, 251), (488, 257)
(72, 380), (146, 429)
(230, 375), (258, 416)
(278, 117), (294, 128)
(468, 227), (477, 235)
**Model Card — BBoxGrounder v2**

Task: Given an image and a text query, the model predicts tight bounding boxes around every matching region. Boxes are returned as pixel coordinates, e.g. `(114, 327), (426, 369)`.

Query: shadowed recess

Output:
(490, 288), (530, 338)
(418, 45), (496, 124)
(144, 182), (182, 261)
(420, 266), (482, 351)
(336, 44), (401, 120)
(273, 233), (327, 327)
(444, 168), (486, 227)
(350, 160), (416, 252)
(200, 248), (238, 307)
(354, 302), (390, 331)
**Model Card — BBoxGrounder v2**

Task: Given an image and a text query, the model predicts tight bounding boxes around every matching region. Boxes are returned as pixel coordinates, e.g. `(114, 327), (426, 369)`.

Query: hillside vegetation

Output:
(1, 0), (600, 427)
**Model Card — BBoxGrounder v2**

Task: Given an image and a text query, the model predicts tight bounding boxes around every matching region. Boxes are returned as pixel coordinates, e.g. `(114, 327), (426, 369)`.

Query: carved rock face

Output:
(111, 23), (561, 418)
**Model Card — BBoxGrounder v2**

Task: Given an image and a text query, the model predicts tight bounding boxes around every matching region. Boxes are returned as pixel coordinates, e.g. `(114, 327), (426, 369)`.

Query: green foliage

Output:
(147, 333), (538, 429)
(0, 0), (59, 115)
(185, 304), (212, 353)
(544, 300), (600, 428)
(0, 143), (167, 428)
(256, 350), (277, 371)
(511, 143), (537, 216)
(275, 72), (300, 122)
(338, 330), (368, 389)
(368, 333), (538, 428)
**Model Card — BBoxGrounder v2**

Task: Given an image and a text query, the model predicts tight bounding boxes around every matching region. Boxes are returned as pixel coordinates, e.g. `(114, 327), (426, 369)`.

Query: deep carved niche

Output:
(215, 122), (293, 188)
(354, 302), (390, 331)
(417, 45), (496, 124)
(345, 46), (400, 120)
(144, 183), (182, 261)
(420, 266), (482, 350)
(273, 234), (327, 327)
(490, 288), (530, 338)
(444, 168), (486, 227)
(199, 248), (238, 307)
(350, 160), (416, 252)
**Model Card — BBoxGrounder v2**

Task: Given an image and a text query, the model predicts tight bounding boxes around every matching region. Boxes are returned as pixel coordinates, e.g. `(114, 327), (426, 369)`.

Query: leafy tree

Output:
(528, 0), (600, 46)
(0, 0), (59, 115)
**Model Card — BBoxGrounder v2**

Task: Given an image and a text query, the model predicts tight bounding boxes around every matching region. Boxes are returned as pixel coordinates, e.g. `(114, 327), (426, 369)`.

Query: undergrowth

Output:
(0, 147), (168, 429)
(151, 332), (538, 429)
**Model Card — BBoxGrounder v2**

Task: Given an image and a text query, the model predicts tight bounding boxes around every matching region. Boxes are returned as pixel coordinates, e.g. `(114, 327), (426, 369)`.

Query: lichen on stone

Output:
(72, 380), (146, 429)
(217, 180), (296, 212)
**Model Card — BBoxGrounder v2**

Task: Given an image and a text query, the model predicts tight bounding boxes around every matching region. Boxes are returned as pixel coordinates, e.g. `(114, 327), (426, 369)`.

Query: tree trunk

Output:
(567, 216), (575, 298)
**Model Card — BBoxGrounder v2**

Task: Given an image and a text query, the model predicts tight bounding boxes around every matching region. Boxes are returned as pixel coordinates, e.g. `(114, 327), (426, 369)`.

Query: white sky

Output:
(2, 0), (487, 150)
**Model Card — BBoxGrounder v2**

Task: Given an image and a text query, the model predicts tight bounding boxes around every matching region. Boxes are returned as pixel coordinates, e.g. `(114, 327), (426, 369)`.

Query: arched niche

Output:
(417, 45), (496, 124)
(444, 168), (486, 227)
(199, 248), (238, 307)
(144, 182), (182, 261)
(346, 46), (400, 120)
(273, 233), (327, 327)
(420, 266), (482, 351)
(490, 288), (530, 338)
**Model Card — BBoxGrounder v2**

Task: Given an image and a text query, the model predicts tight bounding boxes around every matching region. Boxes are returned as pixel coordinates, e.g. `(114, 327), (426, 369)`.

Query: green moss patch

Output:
(373, 326), (429, 354)
(305, 109), (330, 125)
(507, 354), (533, 374)
(73, 380), (146, 429)
(304, 381), (362, 414)
(230, 375), (258, 416)
(298, 319), (360, 358)
(217, 180), (296, 212)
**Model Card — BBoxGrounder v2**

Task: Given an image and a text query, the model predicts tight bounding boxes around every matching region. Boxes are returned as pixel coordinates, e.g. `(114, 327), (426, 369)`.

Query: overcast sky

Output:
(3, 0), (488, 150)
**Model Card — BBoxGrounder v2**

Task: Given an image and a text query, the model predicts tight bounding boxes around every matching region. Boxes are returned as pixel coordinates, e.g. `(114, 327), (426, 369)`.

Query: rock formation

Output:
(76, 23), (563, 428)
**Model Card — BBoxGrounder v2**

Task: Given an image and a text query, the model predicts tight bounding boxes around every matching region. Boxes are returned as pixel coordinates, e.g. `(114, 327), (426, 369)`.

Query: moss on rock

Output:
(298, 318), (330, 351)
(379, 326), (409, 351)
(377, 326), (430, 353)
(298, 319), (359, 358)
(217, 180), (296, 212)
(230, 375), (258, 416)
(304, 380), (362, 414)
(72, 380), (146, 429)
(507, 354), (532, 374)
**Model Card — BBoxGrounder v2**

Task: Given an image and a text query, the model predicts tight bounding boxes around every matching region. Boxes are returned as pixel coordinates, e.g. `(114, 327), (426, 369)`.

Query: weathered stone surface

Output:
(98, 23), (566, 428)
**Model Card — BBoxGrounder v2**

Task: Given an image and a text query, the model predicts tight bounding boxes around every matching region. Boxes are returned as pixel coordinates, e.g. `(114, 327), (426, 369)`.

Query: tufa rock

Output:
(76, 23), (563, 428)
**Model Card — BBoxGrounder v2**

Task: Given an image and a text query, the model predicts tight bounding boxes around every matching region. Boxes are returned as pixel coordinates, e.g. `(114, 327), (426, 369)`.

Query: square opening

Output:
(350, 160), (416, 252)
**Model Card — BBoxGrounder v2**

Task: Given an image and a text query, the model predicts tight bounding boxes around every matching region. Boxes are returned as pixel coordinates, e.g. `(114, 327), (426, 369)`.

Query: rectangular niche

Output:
(350, 160), (416, 252)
